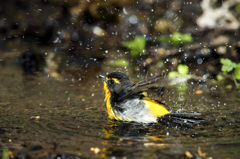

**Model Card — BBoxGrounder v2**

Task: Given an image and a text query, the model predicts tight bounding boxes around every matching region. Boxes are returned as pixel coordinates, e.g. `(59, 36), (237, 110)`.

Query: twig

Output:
(232, 73), (239, 88)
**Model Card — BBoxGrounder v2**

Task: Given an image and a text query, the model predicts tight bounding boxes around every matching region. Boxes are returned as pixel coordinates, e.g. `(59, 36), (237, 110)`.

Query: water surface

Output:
(1, 63), (240, 159)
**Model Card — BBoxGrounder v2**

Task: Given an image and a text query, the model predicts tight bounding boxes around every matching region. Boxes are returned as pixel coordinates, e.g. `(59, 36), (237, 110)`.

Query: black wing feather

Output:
(158, 113), (204, 127)
(117, 75), (165, 102)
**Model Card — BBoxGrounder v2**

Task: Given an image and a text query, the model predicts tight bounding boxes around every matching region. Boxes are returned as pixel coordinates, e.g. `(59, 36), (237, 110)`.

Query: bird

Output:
(99, 71), (203, 126)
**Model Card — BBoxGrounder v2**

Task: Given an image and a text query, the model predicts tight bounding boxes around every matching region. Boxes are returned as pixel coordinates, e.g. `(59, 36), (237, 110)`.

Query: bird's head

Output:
(99, 72), (133, 99)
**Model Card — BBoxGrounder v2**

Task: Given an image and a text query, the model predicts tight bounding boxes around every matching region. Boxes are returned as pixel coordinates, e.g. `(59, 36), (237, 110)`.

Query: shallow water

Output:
(1, 62), (240, 159)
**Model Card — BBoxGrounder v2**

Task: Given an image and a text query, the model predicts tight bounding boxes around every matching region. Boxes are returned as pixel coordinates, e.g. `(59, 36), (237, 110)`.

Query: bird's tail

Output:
(158, 113), (204, 127)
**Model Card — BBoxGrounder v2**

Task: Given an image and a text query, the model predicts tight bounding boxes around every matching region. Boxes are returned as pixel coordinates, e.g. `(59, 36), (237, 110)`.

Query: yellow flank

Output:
(143, 97), (170, 117)
(103, 82), (122, 121)
(106, 77), (120, 84)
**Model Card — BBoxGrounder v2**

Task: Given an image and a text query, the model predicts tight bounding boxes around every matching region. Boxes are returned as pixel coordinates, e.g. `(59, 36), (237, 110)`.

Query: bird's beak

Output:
(98, 75), (107, 82)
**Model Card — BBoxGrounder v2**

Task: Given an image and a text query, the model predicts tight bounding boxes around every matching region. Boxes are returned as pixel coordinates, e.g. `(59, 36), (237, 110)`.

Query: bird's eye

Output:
(109, 80), (115, 84)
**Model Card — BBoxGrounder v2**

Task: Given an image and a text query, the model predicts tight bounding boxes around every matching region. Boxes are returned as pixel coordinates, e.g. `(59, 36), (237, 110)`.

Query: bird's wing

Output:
(117, 75), (165, 102)
(130, 75), (164, 90)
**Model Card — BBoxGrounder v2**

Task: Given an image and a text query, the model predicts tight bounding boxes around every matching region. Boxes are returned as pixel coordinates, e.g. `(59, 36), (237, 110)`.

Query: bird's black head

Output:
(99, 72), (133, 95)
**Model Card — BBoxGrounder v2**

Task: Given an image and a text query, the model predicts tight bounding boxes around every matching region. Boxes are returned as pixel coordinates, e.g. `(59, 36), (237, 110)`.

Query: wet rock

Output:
(216, 46), (227, 55)
(20, 49), (38, 75)
(197, 0), (240, 29)
(221, 117), (229, 121)
(154, 18), (177, 33)
(212, 35), (229, 46)
(0, 128), (5, 134)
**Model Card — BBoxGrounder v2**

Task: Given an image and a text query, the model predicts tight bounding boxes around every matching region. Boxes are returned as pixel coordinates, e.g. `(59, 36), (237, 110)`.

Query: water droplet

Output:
(53, 37), (59, 43)
(128, 15), (138, 24)
(197, 58), (203, 64)
(123, 7), (128, 14)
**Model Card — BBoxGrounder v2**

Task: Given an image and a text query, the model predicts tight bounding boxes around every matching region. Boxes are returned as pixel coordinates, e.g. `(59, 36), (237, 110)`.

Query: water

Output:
(1, 62), (240, 159)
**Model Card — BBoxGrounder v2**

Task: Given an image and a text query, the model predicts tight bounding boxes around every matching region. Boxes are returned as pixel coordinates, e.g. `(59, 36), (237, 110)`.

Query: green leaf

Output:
(168, 71), (178, 79)
(158, 32), (193, 46)
(181, 34), (193, 43)
(2, 146), (9, 159)
(216, 74), (224, 81)
(234, 63), (240, 80)
(226, 85), (232, 89)
(122, 36), (146, 57)
(220, 58), (236, 72)
(158, 36), (169, 43)
(156, 61), (164, 68)
(235, 4), (240, 14)
(106, 59), (130, 67)
(178, 64), (189, 75)
(171, 32), (182, 45)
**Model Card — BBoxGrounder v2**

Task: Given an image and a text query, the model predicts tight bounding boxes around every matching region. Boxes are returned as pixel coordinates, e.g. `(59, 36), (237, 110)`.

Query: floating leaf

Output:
(194, 90), (203, 94)
(122, 36), (146, 57)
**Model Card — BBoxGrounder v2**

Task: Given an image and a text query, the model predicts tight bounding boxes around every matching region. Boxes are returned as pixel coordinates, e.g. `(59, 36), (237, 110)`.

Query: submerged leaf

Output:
(176, 84), (188, 95)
